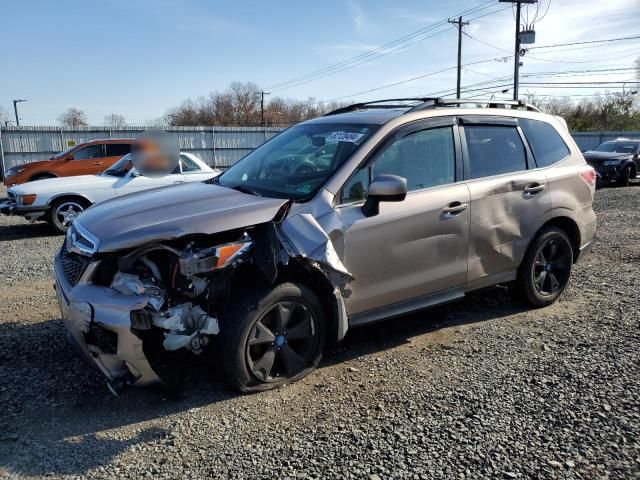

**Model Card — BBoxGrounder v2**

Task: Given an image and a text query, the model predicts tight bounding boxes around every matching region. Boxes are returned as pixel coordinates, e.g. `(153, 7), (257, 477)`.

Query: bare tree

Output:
(531, 92), (640, 131)
(0, 106), (11, 126)
(103, 113), (127, 127)
(165, 81), (348, 127)
(58, 108), (88, 128)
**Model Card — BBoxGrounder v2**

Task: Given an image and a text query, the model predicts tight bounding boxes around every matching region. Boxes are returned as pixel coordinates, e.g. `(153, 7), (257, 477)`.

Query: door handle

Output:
(523, 183), (545, 195)
(92, 162), (102, 165)
(442, 201), (468, 216)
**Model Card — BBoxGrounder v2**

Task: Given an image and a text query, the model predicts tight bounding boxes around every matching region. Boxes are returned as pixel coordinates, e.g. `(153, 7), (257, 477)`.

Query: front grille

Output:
(59, 243), (88, 286)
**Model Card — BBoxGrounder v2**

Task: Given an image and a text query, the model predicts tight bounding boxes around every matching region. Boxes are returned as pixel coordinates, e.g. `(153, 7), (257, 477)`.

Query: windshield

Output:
(101, 154), (133, 177)
(594, 141), (639, 154)
(51, 145), (77, 160)
(215, 123), (377, 200)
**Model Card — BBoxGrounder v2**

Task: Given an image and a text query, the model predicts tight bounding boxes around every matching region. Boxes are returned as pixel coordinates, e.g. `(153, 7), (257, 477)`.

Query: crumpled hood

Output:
(75, 182), (287, 252)
(583, 151), (631, 164)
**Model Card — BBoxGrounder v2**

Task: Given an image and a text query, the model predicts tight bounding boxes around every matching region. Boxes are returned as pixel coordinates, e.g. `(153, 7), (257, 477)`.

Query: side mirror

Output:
(362, 174), (407, 217)
(65, 154), (74, 161)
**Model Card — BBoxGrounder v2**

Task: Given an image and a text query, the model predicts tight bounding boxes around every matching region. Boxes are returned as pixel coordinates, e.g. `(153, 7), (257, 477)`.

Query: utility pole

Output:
(448, 16), (469, 99)
(500, 0), (537, 101)
(13, 99), (27, 127)
(260, 91), (270, 127)
(512, 2), (522, 101)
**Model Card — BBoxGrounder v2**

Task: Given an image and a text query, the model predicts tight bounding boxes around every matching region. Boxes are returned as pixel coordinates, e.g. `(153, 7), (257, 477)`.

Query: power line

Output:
(264, 0), (499, 91)
(269, 26), (453, 92)
(529, 34), (640, 50)
(325, 55), (516, 103)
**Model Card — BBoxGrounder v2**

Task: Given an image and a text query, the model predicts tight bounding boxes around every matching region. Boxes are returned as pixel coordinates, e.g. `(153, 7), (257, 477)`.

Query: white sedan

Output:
(1, 153), (220, 233)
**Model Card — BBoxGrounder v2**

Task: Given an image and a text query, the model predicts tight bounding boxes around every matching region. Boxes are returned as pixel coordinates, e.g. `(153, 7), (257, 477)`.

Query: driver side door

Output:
(336, 119), (471, 321)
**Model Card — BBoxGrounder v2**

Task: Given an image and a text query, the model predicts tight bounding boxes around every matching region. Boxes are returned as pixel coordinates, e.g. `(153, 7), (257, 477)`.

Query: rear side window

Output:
(519, 118), (570, 168)
(464, 126), (526, 179)
(105, 143), (131, 157)
(73, 144), (103, 160)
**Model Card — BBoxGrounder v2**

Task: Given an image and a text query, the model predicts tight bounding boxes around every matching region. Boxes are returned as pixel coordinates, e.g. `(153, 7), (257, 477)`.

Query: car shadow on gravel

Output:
(0, 284), (527, 477)
(0, 221), (57, 241)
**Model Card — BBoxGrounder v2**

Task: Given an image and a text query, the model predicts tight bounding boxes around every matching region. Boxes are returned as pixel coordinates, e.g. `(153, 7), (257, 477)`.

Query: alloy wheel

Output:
(56, 202), (84, 227)
(246, 300), (318, 382)
(532, 236), (572, 296)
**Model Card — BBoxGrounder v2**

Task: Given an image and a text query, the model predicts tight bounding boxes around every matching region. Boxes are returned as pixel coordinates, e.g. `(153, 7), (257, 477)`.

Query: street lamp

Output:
(13, 99), (27, 127)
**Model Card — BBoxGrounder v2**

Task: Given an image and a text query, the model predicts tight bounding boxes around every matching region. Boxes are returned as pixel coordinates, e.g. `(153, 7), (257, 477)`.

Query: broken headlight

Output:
(179, 236), (252, 276)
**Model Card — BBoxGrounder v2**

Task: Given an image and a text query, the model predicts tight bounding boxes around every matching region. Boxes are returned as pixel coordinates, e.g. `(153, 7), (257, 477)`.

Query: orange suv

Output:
(4, 138), (134, 186)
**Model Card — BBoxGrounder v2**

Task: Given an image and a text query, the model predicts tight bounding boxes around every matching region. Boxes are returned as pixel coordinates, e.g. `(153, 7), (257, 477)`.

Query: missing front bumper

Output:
(54, 253), (161, 386)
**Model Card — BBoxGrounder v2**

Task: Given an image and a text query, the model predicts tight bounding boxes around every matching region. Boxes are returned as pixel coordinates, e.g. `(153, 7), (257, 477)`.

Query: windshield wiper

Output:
(228, 184), (262, 197)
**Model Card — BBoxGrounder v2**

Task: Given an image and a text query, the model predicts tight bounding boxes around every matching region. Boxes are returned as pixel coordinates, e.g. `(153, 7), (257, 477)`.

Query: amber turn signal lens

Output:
(21, 194), (37, 205)
(216, 243), (246, 268)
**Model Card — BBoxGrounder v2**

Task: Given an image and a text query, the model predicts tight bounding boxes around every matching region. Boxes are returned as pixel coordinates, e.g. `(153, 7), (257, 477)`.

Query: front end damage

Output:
(54, 212), (352, 393)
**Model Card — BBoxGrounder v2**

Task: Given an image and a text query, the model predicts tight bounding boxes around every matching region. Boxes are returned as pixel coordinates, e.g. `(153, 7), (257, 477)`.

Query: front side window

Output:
(342, 126), (456, 203)
(73, 144), (103, 160)
(519, 118), (570, 168)
(216, 123), (377, 200)
(464, 126), (526, 179)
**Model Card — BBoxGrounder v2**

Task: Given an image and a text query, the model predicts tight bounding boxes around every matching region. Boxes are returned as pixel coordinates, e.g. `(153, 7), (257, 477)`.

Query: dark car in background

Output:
(583, 138), (639, 188)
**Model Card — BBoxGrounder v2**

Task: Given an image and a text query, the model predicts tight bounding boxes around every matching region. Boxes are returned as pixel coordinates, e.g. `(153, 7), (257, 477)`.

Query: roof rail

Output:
(324, 97), (542, 116)
(323, 98), (440, 116)
(407, 98), (541, 113)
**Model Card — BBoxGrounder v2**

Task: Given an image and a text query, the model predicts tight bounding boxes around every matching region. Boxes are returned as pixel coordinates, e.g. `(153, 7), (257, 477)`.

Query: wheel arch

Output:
(536, 215), (581, 263)
(46, 192), (93, 208)
(276, 258), (347, 344)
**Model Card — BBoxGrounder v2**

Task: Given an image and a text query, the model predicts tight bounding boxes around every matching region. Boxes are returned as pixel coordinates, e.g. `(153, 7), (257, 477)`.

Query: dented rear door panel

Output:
(464, 172), (551, 289)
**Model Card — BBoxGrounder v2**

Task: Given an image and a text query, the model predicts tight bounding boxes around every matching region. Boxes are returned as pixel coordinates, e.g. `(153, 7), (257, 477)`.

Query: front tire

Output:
(47, 197), (90, 234)
(616, 165), (632, 187)
(220, 282), (325, 393)
(515, 226), (574, 308)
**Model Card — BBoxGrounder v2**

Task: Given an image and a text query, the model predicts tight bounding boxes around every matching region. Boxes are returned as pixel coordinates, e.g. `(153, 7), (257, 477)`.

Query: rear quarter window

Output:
(520, 118), (570, 168)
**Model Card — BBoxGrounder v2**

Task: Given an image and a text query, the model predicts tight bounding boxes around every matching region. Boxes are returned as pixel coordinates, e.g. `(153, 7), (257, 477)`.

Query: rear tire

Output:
(515, 226), (574, 308)
(47, 197), (90, 234)
(219, 282), (325, 393)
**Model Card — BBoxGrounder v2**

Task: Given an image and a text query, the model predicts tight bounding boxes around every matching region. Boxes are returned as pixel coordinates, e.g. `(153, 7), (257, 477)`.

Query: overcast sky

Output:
(1, 0), (638, 125)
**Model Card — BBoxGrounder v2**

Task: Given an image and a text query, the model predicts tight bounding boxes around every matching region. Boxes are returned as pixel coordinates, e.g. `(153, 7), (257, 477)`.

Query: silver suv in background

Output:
(54, 98), (597, 394)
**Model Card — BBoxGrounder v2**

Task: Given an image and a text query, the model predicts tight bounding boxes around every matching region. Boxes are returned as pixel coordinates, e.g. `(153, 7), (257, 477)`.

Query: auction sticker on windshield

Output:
(326, 131), (365, 143)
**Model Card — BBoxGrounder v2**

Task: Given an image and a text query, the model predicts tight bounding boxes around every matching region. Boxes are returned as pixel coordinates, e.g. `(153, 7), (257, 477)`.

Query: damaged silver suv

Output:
(55, 98), (597, 393)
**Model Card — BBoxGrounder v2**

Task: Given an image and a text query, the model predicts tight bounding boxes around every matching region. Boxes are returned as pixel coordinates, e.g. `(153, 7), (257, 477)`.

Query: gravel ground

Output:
(0, 185), (638, 479)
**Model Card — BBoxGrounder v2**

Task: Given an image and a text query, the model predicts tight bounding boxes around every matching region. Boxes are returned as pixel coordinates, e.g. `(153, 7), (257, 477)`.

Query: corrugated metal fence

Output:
(571, 131), (640, 152)
(0, 126), (286, 175)
(2, 126), (639, 177)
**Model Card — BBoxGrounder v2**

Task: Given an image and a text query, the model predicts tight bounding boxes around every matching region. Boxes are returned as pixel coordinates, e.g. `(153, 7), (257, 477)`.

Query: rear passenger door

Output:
(103, 143), (132, 169)
(461, 116), (551, 289)
(68, 144), (107, 175)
